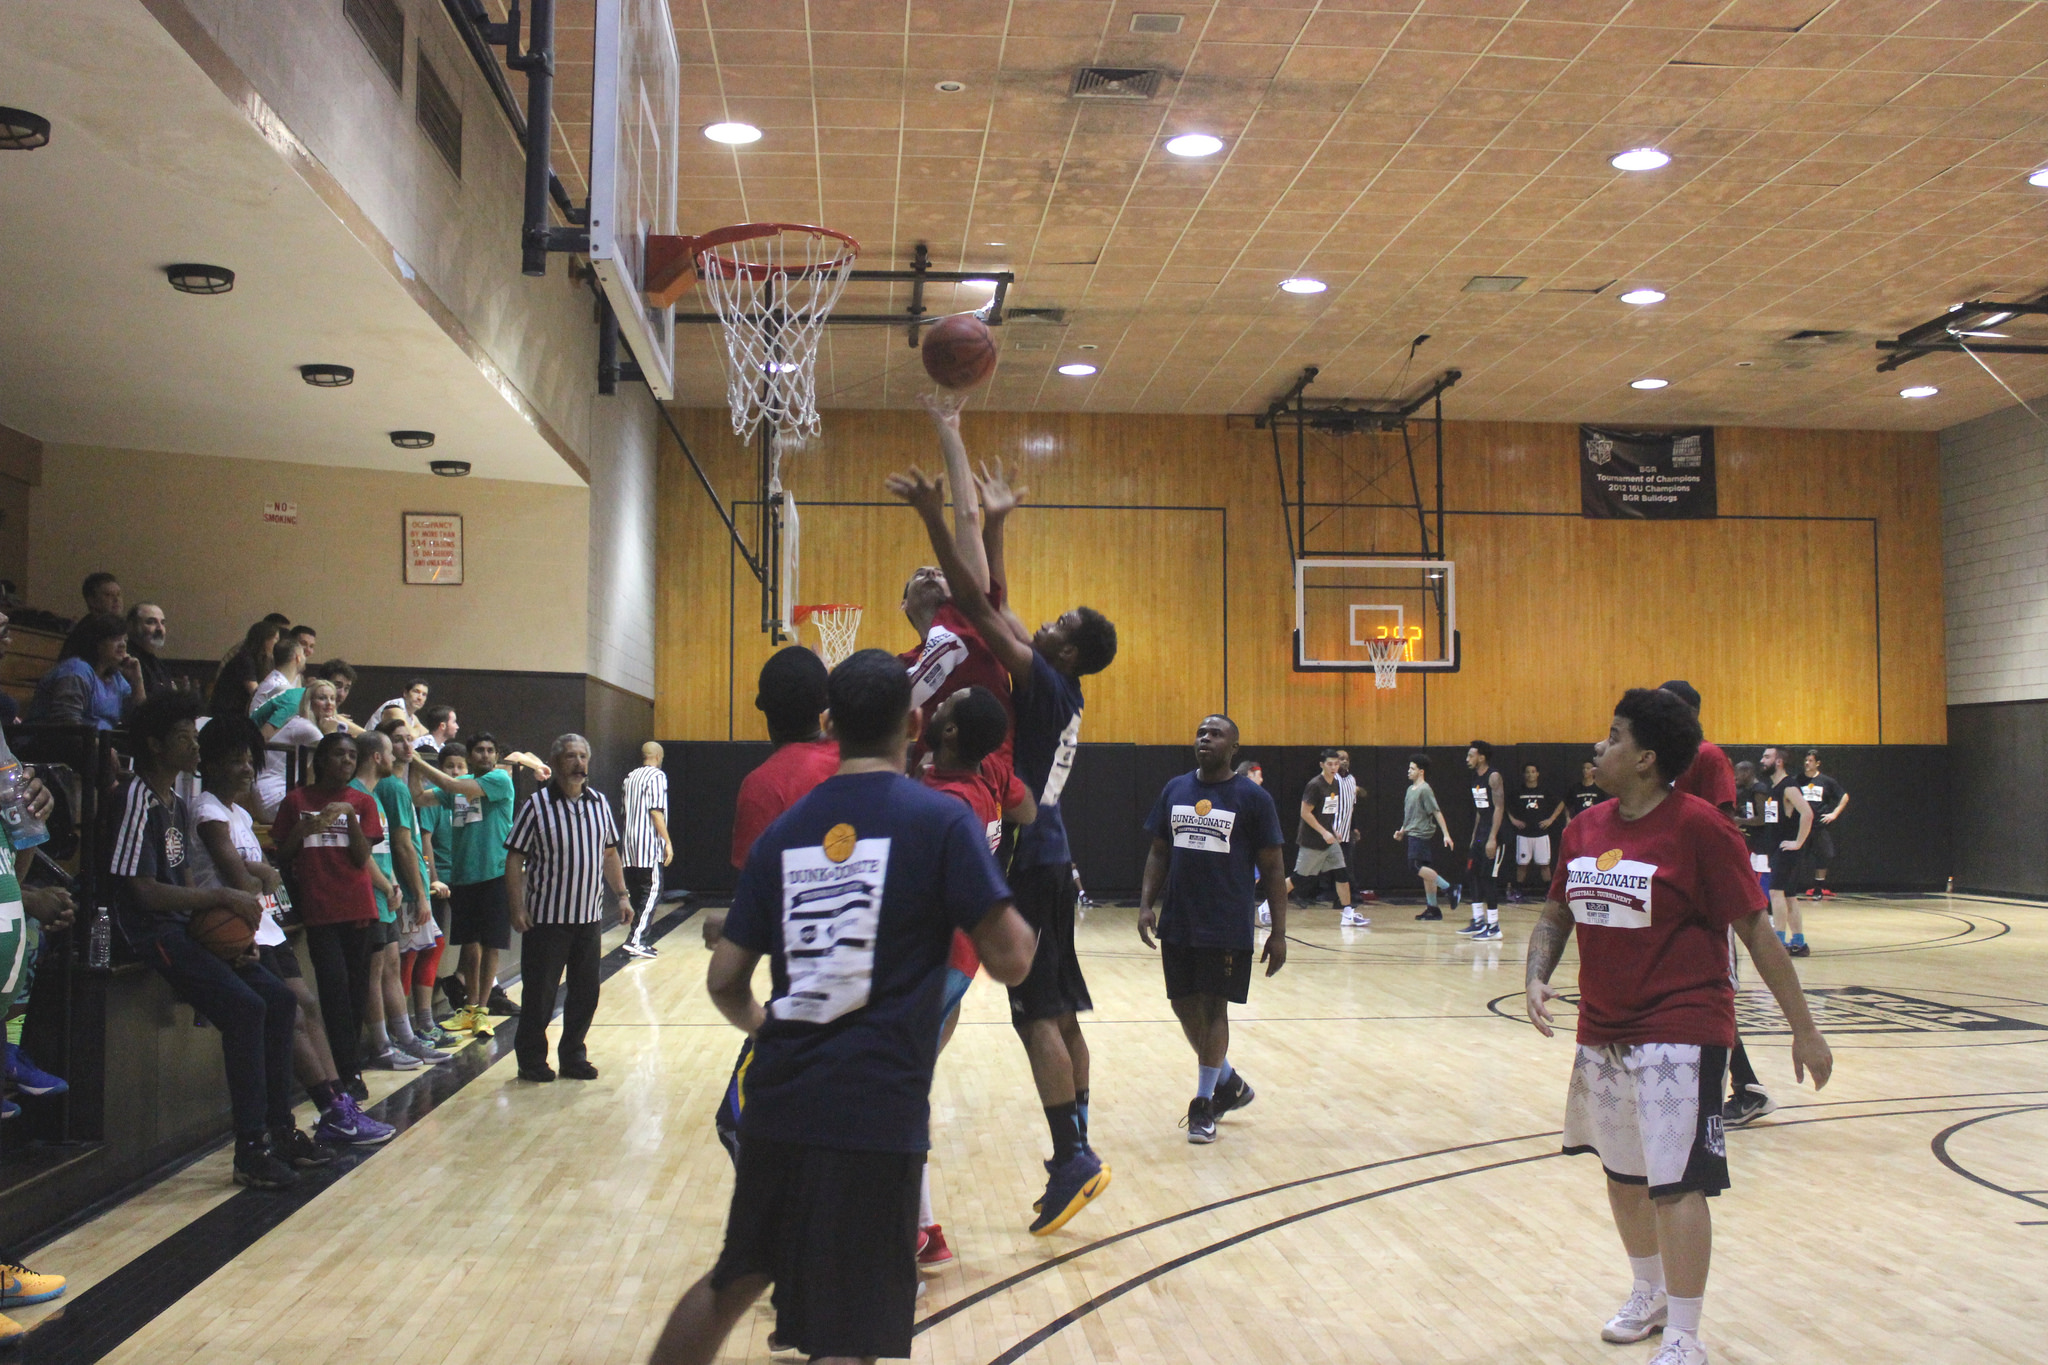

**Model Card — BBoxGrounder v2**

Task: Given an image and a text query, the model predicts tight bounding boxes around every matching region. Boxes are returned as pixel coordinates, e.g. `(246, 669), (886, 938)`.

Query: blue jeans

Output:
(139, 924), (298, 1136)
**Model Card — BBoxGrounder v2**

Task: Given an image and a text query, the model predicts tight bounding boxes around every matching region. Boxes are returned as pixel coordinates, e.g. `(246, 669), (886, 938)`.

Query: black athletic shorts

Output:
(1807, 828), (1835, 864)
(368, 915), (400, 949)
(1161, 942), (1253, 1004)
(1468, 840), (1506, 901)
(1007, 861), (1093, 1022)
(1768, 845), (1805, 887)
(450, 877), (511, 950)
(257, 942), (302, 980)
(1405, 834), (1437, 874)
(709, 1135), (923, 1359)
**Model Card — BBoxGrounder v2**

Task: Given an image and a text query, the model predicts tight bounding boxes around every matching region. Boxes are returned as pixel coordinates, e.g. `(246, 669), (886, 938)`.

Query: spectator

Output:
(312, 659), (361, 723)
(252, 678), (344, 819)
(125, 603), (179, 699)
(189, 717), (391, 1155)
(27, 613), (143, 729)
(2, 765), (73, 1116)
(81, 572), (121, 617)
(381, 718), (454, 1047)
(420, 745), (470, 1013)
(351, 730), (447, 1070)
(272, 732), (383, 1103)
(105, 692), (300, 1189)
(208, 621), (281, 719)
(290, 623), (316, 656)
(0, 611), (16, 729)
(374, 678), (432, 745)
(415, 703), (459, 754)
(251, 631), (309, 714)
(505, 733), (632, 1081)
(414, 734), (551, 1034)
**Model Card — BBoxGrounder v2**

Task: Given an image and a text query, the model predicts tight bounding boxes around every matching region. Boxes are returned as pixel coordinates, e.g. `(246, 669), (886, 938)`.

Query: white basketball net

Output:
(1366, 637), (1402, 689)
(797, 605), (863, 669)
(694, 226), (859, 443)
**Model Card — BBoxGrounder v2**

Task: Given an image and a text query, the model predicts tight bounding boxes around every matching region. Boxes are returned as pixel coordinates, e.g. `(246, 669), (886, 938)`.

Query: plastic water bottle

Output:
(0, 730), (49, 850)
(88, 904), (112, 971)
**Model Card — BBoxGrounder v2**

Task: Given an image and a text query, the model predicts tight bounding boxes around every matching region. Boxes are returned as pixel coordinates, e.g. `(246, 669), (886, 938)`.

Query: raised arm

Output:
(922, 398), (989, 593)
(976, 461), (1033, 647)
(887, 467), (1034, 683)
(412, 755), (485, 800)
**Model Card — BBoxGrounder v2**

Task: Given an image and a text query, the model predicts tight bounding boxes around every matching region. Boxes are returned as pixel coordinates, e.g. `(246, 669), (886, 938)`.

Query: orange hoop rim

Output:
(692, 222), (861, 282)
(793, 603), (863, 623)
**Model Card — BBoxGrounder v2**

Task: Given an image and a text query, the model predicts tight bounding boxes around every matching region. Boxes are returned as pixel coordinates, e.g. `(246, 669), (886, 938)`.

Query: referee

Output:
(505, 733), (633, 1082)
(621, 741), (672, 958)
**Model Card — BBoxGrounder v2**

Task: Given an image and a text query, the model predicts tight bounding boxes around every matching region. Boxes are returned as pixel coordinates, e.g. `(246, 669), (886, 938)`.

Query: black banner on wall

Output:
(1580, 425), (1717, 519)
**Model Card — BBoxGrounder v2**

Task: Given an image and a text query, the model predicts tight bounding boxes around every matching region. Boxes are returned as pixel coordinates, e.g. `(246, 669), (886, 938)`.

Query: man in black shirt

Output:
(1565, 760), (1604, 821)
(1759, 747), (1815, 957)
(1506, 762), (1563, 903)
(1456, 741), (1507, 940)
(1798, 750), (1849, 901)
(1295, 751), (1358, 925)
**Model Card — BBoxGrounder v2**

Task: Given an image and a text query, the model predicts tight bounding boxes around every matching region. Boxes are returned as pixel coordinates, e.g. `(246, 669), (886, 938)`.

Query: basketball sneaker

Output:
(1029, 1147), (1110, 1236)
(1787, 940), (1811, 958)
(3, 1044), (66, 1097)
(766, 1333), (803, 1358)
(1340, 908), (1370, 927)
(0, 1312), (21, 1347)
(398, 1036), (453, 1065)
(1820, 888), (1836, 899)
(916, 1224), (954, 1270)
(366, 1047), (422, 1071)
(1456, 917), (1487, 936)
(486, 987), (521, 1017)
(0, 1261), (66, 1308)
(1474, 922), (1502, 941)
(271, 1124), (337, 1168)
(231, 1134), (299, 1190)
(1213, 1070), (1256, 1116)
(1722, 1084), (1778, 1127)
(1414, 907), (1443, 921)
(313, 1092), (395, 1146)
(1601, 1286), (1668, 1343)
(1646, 1333), (1708, 1365)
(450, 1005), (493, 1037)
(1182, 1095), (1218, 1144)
(623, 942), (659, 959)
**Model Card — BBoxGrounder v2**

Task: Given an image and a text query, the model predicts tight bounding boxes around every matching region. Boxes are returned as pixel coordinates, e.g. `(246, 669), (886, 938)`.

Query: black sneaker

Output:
(1722, 1084), (1779, 1127)
(346, 1073), (369, 1103)
(271, 1123), (337, 1168)
(517, 1064), (556, 1083)
(1182, 1095), (1218, 1144)
(559, 1059), (599, 1080)
(233, 1134), (300, 1190)
(438, 975), (469, 1010)
(1414, 908), (1443, 921)
(1788, 940), (1811, 958)
(487, 987), (521, 1017)
(1213, 1071), (1256, 1117)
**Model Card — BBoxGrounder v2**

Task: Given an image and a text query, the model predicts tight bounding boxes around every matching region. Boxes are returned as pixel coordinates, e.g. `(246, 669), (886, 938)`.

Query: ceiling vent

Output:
(1463, 275), (1526, 293)
(1071, 67), (1163, 100)
(1130, 13), (1184, 34)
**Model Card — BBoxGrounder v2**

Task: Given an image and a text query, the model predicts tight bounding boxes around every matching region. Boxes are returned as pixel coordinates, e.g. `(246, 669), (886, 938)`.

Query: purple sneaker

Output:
(313, 1092), (395, 1146)
(3, 1043), (67, 1096)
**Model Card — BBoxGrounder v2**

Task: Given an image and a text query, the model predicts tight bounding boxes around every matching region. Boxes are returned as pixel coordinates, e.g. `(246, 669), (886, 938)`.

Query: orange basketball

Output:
(188, 903), (256, 962)
(920, 313), (998, 390)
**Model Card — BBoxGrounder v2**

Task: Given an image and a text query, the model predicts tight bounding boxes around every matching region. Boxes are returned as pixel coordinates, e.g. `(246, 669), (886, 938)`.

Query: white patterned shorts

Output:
(1562, 1042), (1730, 1198)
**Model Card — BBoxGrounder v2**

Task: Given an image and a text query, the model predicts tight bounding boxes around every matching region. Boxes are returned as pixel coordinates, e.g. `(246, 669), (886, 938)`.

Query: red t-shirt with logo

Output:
(1546, 790), (1765, 1048)
(731, 738), (841, 868)
(1672, 740), (1736, 810)
(271, 783), (383, 926)
(920, 757), (1025, 977)
(899, 589), (1016, 778)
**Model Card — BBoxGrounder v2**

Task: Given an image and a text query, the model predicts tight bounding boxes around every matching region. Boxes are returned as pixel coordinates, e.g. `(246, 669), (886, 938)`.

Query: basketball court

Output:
(5, 0), (2048, 1362)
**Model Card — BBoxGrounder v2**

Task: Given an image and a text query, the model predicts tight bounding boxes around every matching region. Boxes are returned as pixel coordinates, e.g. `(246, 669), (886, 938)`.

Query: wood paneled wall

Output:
(655, 409), (1944, 748)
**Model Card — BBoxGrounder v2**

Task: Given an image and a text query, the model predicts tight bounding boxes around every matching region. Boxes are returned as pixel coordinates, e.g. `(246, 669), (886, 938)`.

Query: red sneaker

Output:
(916, 1223), (954, 1270)
(1820, 888), (1836, 898)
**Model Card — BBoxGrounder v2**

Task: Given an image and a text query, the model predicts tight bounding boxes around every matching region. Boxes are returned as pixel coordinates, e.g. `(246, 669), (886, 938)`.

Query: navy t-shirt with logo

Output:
(1012, 650), (1083, 869)
(104, 773), (193, 945)
(1144, 771), (1284, 950)
(723, 770), (1012, 1153)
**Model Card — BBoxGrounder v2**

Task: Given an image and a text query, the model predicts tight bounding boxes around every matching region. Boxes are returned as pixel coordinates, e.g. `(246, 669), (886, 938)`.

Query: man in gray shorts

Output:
(1296, 750), (1362, 926)
(1397, 754), (1456, 919)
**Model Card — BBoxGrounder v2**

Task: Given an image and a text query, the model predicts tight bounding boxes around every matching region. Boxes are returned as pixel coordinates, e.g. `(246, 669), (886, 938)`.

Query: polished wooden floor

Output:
(16, 893), (2048, 1364)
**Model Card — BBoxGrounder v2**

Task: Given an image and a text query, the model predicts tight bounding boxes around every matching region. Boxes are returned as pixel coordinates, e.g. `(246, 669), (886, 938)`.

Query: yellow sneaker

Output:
(0, 1261), (66, 1307)
(1, 1309), (23, 1346)
(459, 1006), (493, 1038)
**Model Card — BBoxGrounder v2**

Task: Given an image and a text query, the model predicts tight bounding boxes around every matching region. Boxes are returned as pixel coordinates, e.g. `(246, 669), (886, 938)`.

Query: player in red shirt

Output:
(912, 684), (1035, 1269)
(1525, 688), (1832, 1365)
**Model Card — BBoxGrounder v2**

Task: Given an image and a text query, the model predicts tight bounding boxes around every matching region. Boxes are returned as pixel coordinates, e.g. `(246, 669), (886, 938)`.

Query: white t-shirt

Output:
(255, 716), (325, 819)
(190, 791), (286, 946)
(250, 669), (294, 714)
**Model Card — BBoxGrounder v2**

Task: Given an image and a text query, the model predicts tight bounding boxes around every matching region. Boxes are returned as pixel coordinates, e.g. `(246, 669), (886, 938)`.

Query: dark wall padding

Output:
(1947, 701), (2047, 898)
(670, 739), (1950, 899)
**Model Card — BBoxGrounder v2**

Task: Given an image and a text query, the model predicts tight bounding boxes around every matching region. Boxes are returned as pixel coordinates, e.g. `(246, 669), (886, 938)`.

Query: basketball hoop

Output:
(794, 604), (863, 668)
(1365, 637), (1402, 690)
(686, 222), (860, 443)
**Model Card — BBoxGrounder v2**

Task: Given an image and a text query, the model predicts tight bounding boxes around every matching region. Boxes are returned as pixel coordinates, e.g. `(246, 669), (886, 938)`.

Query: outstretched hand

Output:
(918, 392), (962, 432)
(976, 460), (1028, 518)
(885, 466), (947, 520)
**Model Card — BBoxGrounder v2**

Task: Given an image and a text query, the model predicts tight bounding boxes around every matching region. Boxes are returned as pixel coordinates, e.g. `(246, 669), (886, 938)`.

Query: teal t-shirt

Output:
(353, 777), (398, 922)
(417, 793), (453, 885)
(377, 775), (430, 900)
(253, 687), (305, 729)
(451, 766), (516, 886)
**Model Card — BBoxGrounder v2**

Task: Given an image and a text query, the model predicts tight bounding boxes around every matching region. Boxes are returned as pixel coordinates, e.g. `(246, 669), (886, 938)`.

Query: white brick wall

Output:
(1942, 399), (2048, 704)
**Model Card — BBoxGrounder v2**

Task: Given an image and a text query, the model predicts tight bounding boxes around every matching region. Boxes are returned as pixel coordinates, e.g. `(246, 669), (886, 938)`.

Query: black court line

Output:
(960, 1098), (2040, 1365)
(1929, 1106), (2048, 1216)
(15, 907), (698, 1365)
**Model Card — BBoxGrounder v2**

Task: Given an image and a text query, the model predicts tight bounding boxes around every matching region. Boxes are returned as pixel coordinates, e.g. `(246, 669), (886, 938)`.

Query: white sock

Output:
(1197, 1064), (1220, 1098)
(918, 1164), (934, 1228)
(1629, 1253), (1665, 1293)
(1487, 905), (1499, 926)
(1666, 1292), (1702, 1338)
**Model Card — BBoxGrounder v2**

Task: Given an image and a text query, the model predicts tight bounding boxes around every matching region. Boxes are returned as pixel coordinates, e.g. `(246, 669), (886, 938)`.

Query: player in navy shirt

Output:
(1139, 715), (1286, 1144)
(653, 651), (1034, 1365)
(888, 459), (1119, 1238)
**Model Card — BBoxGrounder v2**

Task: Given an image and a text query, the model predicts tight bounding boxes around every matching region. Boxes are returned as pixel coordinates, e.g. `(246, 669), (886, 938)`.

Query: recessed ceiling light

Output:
(1611, 147), (1670, 172)
(934, 80), (966, 93)
(1280, 277), (1327, 294)
(984, 240), (1006, 247)
(1900, 385), (1939, 399)
(1077, 344), (1099, 351)
(431, 460), (471, 477)
(389, 430), (435, 449)
(1734, 360), (1755, 368)
(1165, 133), (1224, 157)
(1057, 362), (1098, 376)
(165, 263), (235, 295)
(704, 121), (762, 145)
(1620, 288), (1666, 305)
(299, 363), (355, 387)
(2030, 168), (2048, 187)
(0, 107), (51, 150)
(1630, 377), (1669, 390)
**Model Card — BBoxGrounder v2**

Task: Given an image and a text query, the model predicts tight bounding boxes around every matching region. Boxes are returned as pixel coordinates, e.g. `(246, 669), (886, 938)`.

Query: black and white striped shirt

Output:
(505, 783), (619, 925)
(620, 764), (668, 868)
